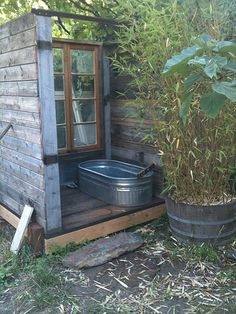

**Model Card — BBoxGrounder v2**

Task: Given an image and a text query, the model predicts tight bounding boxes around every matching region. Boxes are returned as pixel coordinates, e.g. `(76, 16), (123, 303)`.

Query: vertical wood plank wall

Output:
(110, 75), (164, 195)
(0, 13), (61, 233)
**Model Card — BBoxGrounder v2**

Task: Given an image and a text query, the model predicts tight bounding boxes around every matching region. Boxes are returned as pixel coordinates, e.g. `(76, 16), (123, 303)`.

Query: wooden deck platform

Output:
(61, 187), (164, 233)
(0, 187), (166, 253)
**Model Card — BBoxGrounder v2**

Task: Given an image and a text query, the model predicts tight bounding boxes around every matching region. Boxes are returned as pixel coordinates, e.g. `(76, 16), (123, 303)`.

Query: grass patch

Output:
(48, 240), (91, 264)
(0, 245), (33, 289)
(28, 267), (63, 310)
(217, 267), (236, 282)
(163, 236), (220, 263)
(31, 258), (61, 287)
(0, 226), (83, 311)
(9, 251), (83, 311)
(187, 244), (220, 263)
(149, 213), (169, 228)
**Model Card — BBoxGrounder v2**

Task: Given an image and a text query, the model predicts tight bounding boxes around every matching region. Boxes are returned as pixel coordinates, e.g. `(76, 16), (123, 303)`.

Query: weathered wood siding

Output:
(110, 99), (163, 195)
(0, 14), (61, 233)
(35, 15), (61, 232)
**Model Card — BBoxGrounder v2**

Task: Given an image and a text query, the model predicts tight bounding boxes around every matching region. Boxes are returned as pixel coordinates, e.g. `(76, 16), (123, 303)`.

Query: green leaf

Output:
(162, 45), (201, 75)
(200, 92), (226, 118)
(213, 41), (236, 54)
(223, 61), (236, 73)
(199, 34), (213, 43)
(193, 34), (216, 49)
(212, 80), (236, 102)
(179, 93), (193, 124)
(184, 73), (202, 90)
(188, 56), (209, 66)
(212, 56), (228, 67)
(204, 61), (219, 78)
(204, 56), (227, 79)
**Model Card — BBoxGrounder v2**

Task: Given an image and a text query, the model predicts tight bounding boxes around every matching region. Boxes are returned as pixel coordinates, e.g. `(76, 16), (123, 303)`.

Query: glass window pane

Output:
(53, 48), (63, 73)
(71, 50), (94, 74)
(74, 123), (96, 147)
(54, 75), (65, 100)
(55, 100), (65, 124)
(72, 75), (94, 98)
(57, 126), (67, 149)
(72, 100), (95, 123)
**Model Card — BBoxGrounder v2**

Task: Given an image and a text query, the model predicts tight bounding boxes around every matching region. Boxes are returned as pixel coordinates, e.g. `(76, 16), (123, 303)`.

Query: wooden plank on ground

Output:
(45, 203), (166, 252)
(0, 203), (20, 228)
(0, 203), (45, 255)
(0, 192), (22, 215)
(10, 205), (34, 254)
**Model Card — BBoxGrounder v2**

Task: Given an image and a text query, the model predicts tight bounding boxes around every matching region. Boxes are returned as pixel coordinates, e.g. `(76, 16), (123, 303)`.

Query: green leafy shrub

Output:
(112, 1), (236, 204)
(163, 34), (236, 119)
(159, 35), (236, 203)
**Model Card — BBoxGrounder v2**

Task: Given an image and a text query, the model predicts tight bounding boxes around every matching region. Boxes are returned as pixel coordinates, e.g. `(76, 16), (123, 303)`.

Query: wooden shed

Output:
(0, 11), (165, 253)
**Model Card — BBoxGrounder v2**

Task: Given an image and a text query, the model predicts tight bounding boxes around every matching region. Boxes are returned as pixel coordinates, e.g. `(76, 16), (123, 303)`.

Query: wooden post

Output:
(36, 15), (62, 232)
(10, 205), (34, 254)
(103, 51), (111, 159)
(27, 222), (45, 256)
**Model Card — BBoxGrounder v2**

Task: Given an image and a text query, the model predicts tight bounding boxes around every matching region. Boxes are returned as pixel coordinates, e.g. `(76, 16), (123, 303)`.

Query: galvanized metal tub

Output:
(78, 160), (153, 207)
(166, 197), (236, 245)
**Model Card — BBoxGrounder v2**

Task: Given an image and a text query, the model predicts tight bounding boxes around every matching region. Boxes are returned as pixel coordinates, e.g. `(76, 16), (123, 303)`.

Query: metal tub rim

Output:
(78, 159), (153, 207)
(78, 159), (153, 182)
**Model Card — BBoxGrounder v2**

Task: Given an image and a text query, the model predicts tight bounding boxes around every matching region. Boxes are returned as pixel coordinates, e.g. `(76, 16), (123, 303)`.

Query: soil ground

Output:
(0, 215), (235, 313)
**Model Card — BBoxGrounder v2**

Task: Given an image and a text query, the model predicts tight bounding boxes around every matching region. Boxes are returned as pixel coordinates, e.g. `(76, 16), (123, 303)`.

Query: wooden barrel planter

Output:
(165, 197), (236, 245)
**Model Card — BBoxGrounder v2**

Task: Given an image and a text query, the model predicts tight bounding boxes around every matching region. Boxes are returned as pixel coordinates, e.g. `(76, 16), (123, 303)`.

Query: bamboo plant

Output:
(160, 35), (236, 204)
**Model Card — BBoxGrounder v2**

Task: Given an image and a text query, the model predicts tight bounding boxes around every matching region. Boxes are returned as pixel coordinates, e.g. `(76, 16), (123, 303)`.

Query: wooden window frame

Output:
(53, 39), (102, 154)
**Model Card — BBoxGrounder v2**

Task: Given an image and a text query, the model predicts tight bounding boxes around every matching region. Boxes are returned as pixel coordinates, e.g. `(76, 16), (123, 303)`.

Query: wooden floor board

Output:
(60, 187), (164, 233)
(61, 187), (106, 217)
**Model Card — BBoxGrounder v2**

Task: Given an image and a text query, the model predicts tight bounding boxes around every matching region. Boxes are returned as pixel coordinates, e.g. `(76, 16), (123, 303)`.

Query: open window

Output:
(53, 41), (102, 153)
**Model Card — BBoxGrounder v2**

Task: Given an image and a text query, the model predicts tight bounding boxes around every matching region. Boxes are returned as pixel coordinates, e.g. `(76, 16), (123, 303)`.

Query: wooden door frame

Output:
(53, 39), (103, 154)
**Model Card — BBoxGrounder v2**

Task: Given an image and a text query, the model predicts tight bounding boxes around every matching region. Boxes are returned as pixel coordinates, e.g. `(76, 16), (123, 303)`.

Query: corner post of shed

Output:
(35, 14), (62, 233)
(103, 50), (111, 159)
